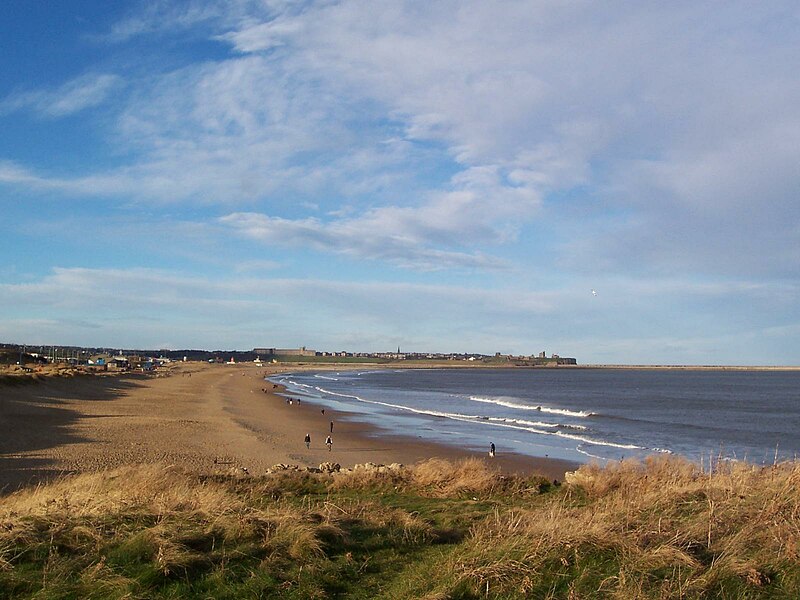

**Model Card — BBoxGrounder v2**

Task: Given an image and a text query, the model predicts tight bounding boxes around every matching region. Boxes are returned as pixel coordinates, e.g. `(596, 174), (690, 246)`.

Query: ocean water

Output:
(270, 368), (800, 465)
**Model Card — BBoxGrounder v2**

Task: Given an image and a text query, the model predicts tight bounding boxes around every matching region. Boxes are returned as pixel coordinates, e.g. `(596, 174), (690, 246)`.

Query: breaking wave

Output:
(311, 386), (639, 452)
(469, 396), (595, 417)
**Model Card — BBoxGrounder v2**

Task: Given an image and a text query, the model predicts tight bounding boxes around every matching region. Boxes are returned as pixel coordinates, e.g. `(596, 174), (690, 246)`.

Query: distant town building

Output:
(253, 346), (316, 357)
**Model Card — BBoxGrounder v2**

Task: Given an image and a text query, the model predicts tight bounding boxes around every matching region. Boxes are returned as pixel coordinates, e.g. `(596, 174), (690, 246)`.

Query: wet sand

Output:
(0, 362), (578, 493)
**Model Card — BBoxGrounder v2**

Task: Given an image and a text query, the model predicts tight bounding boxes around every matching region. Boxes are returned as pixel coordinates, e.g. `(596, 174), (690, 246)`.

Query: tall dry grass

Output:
(0, 463), (442, 596)
(0, 464), (343, 591)
(1, 464), (238, 520)
(438, 455), (800, 598)
(3, 456), (798, 598)
(412, 457), (508, 496)
(329, 457), (545, 498)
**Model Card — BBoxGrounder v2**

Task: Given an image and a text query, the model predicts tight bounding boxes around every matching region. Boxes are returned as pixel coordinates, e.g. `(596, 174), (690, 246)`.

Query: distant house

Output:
(87, 355), (108, 371)
(108, 356), (129, 371)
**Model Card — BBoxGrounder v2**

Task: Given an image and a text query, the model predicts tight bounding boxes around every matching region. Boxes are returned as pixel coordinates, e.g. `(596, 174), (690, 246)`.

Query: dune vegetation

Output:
(0, 456), (798, 599)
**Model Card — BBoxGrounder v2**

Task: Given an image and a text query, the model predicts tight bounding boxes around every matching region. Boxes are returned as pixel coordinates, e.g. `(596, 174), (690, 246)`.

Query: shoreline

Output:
(231, 364), (579, 480)
(249, 360), (800, 372)
(0, 362), (577, 494)
(263, 378), (577, 481)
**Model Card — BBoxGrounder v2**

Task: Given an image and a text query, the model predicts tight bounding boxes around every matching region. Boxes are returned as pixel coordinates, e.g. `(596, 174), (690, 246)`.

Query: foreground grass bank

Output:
(1, 456), (798, 599)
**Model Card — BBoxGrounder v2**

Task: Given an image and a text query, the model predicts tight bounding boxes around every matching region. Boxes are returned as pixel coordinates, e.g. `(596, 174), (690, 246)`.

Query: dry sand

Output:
(0, 362), (577, 493)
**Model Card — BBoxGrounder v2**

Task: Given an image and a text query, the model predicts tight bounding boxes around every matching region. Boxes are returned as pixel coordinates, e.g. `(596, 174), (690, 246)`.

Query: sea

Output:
(269, 368), (800, 465)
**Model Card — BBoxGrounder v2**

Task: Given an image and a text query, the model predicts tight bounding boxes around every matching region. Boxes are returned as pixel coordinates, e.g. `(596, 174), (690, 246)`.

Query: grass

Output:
(0, 366), (95, 385)
(1, 457), (798, 598)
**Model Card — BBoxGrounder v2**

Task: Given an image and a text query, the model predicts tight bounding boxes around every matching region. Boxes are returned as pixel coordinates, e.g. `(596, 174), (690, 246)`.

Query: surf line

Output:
(469, 395), (596, 417)
(307, 384), (641, 452)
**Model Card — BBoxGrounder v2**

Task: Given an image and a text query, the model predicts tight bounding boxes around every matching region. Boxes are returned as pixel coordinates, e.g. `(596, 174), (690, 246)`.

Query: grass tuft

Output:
(1, 456), (799, 598)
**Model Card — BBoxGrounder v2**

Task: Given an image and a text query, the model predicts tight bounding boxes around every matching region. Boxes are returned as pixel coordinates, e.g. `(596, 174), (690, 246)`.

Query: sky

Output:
(0, 1), (799, 365)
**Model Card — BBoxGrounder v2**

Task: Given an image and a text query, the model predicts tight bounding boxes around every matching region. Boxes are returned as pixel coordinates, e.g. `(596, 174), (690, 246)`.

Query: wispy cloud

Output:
(220, 164), (540, 270)
(0, 73), (122, 118)
(4, 1), (791, 277)
(1, 267), (794, 363)
(1, 0), (798, 361)
(0, 267), (555, 348)
(97, 1), (234, 43)
(221, 211), (506, 271)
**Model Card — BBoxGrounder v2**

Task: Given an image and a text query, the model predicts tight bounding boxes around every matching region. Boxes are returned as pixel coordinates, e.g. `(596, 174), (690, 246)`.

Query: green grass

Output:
(1, 457), (799, 598)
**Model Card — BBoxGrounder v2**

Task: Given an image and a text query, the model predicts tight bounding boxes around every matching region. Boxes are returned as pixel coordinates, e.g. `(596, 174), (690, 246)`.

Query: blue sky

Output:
(1, 1), (799, 365)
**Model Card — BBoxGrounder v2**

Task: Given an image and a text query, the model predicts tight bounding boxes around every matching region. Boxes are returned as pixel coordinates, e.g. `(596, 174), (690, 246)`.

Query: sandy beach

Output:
(0, 362), (576, 493)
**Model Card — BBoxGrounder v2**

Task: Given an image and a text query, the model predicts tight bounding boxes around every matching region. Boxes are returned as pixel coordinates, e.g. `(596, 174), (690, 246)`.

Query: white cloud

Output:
(220, 164), (541, 270)
(0, 267), (556, 349)
(0, 73), (122, 118)
(1, 267), (795, 364)
(232, 259), (282, 273)
(1, 1), (798, 282)
(220, 0), (799, 277)
(98, 1), (234, 42)
(221, 211), (506, 271)
(0, 161), (41, 185)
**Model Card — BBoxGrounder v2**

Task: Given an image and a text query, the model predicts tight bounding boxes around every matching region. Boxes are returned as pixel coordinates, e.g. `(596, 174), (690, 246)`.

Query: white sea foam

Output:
(485, 417), (587, 431)
(314, 386), (481, 422)
(469, 396), (595, 417)
(311, 385), (637, 451)
(285, 380), (314, 390)
(277, 374), (699, 461)
(487, 417), (558, 429)
(575, 447), (609, 461)
(480, 419), (642, 450)
(552, 430), (641, 450)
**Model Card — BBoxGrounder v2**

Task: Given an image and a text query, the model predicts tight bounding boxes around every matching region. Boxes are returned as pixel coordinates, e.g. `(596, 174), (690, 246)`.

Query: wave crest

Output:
(469, 396), (595, 417)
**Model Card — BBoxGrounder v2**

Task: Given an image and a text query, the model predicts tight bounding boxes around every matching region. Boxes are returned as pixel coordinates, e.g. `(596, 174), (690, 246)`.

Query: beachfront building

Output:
(108, 356), (130, 371)
(253, 346), (316, 357)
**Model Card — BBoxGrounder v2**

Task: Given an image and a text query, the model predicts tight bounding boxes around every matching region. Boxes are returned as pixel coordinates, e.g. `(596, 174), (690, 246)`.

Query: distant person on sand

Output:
(330, 421), (334, 433)
(489, 442), (495, 458)
(326, 435), (332, 451)
(304, 433), (311, 449)
(321, 409), (325, 415)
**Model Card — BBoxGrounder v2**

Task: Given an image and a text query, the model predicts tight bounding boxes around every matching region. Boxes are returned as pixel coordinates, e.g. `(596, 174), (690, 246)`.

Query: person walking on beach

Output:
(489, 442), (495, 458)
(304, 433), (311, 449)
(330, 421), (334, 433)
(325, 435), (332, 451)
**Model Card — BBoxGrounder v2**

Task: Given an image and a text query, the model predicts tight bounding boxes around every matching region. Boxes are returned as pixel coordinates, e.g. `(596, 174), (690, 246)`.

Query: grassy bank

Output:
(1, 456), (797, 599)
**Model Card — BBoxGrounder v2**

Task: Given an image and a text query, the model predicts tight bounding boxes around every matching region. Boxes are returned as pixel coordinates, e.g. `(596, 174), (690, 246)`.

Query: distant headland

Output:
(3, 342), (797, 373)
(0, 342), (577, 372)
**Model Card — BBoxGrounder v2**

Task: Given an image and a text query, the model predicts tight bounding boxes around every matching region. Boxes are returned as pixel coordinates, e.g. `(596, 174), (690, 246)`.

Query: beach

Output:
(0, 362), (576, 493)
